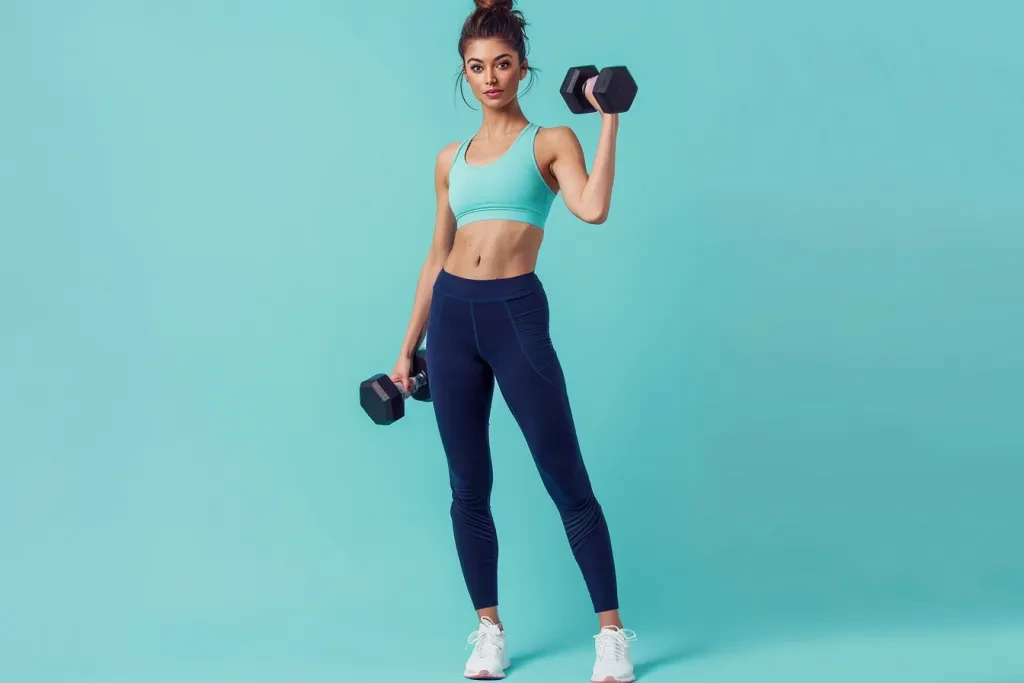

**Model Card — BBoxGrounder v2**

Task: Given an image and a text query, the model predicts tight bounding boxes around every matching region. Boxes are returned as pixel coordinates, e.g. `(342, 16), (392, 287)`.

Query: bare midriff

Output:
(442, 220), (544, 280)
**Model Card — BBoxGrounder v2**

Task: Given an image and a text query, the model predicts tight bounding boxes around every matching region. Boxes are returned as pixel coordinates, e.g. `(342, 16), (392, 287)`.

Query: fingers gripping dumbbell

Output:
(560, 65), (638, 115)
(359, 349), (432, 426)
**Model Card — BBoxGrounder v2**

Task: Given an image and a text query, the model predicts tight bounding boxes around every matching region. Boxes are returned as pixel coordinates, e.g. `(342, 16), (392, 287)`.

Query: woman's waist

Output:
(434, 253), (544, 302)
(444, 223), (542, 279)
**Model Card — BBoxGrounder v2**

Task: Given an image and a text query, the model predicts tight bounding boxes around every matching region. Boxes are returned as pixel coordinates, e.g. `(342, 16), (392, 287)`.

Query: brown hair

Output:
(455, 0), (538, 108)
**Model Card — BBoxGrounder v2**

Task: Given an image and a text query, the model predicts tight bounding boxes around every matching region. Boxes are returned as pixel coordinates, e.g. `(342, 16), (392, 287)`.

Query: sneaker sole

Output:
(465, 671), (506, 680)
(591, 677), (636, 683)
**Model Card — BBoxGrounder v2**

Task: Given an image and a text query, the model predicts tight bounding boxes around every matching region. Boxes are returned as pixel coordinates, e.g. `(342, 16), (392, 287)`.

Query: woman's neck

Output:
(476, 103), (529, 140)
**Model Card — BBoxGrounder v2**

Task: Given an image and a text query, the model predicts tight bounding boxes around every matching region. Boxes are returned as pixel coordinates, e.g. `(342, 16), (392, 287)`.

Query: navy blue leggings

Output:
(425, 269), (618, 614)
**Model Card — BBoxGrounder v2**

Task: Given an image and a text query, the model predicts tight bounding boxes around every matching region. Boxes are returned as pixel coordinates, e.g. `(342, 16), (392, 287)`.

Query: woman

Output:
(390, 1), (637, 680)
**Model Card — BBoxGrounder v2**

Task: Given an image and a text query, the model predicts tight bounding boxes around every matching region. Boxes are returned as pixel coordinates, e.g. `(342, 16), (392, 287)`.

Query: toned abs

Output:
(443, 220), (544, 279)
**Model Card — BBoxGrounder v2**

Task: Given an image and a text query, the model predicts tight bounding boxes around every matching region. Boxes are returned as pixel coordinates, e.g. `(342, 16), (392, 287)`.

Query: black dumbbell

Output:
(560, 65), (638, 115)
(359, 349), (432, 426)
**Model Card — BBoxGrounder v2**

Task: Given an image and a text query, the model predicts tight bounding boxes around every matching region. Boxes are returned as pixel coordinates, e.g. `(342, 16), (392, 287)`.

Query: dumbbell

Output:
(560, 65), (638, 115)
(359, 349), (432, 426)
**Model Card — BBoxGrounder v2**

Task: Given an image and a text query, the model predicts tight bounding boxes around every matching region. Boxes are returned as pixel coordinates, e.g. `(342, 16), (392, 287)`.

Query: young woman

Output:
(390, 1), (637, 680)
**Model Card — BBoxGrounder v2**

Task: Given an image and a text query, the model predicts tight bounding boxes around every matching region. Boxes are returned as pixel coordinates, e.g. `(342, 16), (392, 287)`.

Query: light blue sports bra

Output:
(447, 123), (557, 230)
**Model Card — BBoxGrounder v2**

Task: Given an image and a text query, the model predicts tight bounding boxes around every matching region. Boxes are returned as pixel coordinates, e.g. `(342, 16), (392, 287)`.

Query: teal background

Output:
(2, 1), (1022, 682)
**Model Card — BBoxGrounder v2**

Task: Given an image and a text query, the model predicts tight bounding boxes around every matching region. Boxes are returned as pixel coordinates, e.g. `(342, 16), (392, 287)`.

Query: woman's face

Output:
(462, 39), (527, 109)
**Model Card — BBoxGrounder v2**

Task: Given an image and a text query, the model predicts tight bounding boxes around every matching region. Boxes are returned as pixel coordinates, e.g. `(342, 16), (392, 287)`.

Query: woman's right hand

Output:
(390, 355), (413, 395)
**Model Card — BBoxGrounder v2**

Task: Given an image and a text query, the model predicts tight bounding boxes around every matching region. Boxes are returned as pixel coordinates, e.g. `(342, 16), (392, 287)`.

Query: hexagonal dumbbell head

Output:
(358, 349), (431, 425)
(359, 373), (405, 425)
(560, 65), (601, 114)
(593, 66), (638, 114)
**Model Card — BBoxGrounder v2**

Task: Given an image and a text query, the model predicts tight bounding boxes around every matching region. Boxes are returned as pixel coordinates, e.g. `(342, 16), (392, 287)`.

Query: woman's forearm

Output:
(399, 251), (445, 359)
(579, 114), (620, 223)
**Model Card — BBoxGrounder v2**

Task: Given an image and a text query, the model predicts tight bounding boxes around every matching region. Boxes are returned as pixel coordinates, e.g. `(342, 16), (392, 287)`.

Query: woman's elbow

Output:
(578, 206), (609, 224)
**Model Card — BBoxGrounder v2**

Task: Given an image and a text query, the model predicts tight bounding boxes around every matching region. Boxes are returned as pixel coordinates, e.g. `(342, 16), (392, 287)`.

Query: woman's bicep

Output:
(548, 127), (590, 218)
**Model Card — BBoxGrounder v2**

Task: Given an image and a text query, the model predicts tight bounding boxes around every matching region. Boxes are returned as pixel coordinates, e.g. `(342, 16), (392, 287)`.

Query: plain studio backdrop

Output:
(1, 1), (1022, 682)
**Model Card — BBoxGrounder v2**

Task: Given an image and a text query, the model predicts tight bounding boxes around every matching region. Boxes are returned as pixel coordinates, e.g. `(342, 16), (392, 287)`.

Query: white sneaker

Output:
(464, 617), (510, 680)
(591, 626), (637, 682)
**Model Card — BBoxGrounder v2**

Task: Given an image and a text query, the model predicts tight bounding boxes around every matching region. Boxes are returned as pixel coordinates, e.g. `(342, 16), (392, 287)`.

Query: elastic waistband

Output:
(434, 268), (542, 301)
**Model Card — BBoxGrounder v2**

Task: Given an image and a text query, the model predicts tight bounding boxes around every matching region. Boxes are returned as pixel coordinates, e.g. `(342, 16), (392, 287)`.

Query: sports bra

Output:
(447, 123), (557, 230)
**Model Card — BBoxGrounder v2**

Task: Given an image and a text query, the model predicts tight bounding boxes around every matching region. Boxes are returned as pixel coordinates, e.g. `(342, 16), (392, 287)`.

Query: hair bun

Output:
(474, 0), (514, 11)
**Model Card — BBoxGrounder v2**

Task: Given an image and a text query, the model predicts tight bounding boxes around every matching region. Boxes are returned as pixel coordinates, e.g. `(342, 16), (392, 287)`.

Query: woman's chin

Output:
(481, 96), (513, 109)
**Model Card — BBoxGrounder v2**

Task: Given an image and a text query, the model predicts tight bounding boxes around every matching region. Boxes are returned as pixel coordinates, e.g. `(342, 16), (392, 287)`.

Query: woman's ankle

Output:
(476, 607), (502, 630)
(597, 609), (623, 630)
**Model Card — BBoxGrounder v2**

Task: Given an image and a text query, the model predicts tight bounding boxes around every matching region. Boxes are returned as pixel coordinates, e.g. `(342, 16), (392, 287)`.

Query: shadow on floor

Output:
(509, 635), (710, 679)
(633, 642), (710, 679)
(510, 636), (581, 670)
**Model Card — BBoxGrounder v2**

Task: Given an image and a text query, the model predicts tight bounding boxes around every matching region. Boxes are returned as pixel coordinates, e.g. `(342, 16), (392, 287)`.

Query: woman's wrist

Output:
(400, 332), (425, 359)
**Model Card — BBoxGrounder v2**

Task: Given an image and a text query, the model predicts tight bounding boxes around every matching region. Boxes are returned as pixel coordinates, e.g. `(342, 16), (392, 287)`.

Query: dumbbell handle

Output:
(396, 370), (428, 399)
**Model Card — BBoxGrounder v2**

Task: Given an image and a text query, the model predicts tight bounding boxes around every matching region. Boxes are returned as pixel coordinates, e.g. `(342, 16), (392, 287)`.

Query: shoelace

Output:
(594, 628), (637, 662)
(467, 628), (503, 658)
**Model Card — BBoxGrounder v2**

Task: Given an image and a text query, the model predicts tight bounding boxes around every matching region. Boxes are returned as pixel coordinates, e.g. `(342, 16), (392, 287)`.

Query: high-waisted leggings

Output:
(425, 268), (618, 614)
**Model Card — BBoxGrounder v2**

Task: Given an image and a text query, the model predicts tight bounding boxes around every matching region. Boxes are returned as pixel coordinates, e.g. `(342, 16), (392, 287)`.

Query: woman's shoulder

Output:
(435, 139), (464, 170)
(534, 121), (571, 133)
(535, 124), (580, 155)
(536, 123), (578, 141)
